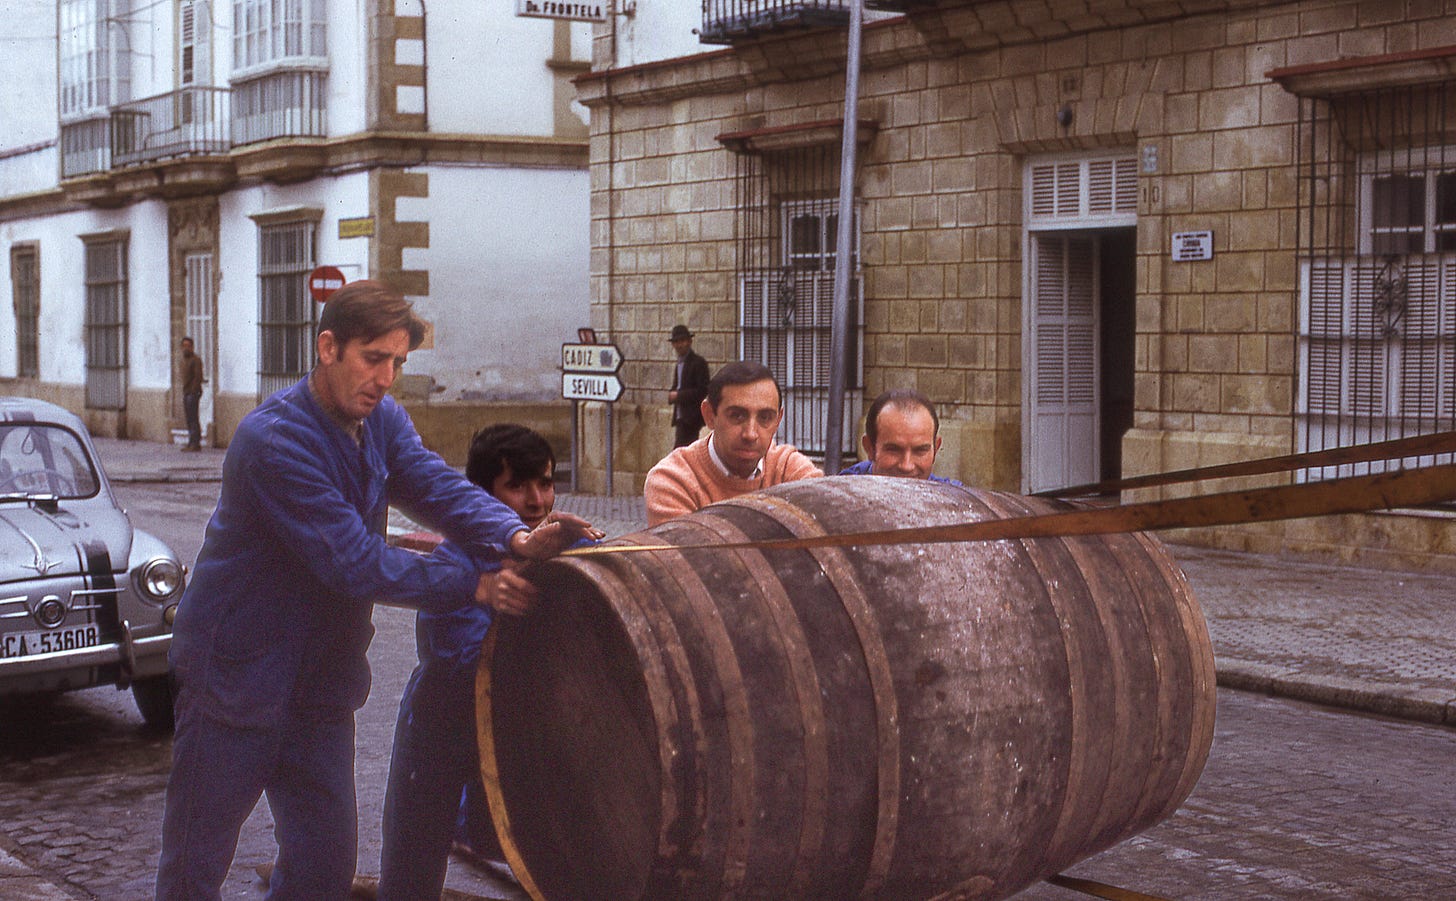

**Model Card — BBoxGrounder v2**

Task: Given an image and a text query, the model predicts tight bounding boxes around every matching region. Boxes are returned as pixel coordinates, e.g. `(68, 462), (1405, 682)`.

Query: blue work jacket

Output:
(171, 378), (527, 730)
(839, 459), (965, 487)
(414, 536), (595, 674)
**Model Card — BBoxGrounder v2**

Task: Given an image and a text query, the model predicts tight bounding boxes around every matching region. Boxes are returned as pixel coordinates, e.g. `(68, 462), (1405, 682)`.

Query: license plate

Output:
(0, 624), (101, 659)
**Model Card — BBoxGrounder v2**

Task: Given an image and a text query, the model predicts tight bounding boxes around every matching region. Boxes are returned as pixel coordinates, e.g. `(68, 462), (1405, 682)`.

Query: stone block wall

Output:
(575, 0), (1456, 566)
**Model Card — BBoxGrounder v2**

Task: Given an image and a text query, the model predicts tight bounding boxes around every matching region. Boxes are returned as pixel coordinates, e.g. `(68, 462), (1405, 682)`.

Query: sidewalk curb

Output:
(1217, 663), (1456, 727)
(0, 834), (80, 901)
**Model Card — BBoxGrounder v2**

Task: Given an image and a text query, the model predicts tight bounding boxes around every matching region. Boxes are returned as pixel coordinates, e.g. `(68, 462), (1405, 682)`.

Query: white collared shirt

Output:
(706, 434), (763, 480)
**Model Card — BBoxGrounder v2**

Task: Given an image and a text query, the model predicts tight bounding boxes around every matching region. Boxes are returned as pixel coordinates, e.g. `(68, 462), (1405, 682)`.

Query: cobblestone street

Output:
(0, 448), (1451, 899)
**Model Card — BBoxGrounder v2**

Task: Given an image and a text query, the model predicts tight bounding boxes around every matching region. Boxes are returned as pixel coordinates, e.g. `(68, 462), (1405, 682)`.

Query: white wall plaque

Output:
(1172, 230), (1213, 261)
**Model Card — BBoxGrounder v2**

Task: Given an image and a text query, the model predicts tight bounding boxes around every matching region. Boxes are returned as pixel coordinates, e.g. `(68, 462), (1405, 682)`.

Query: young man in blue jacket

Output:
(156, 281), (596, 900)
(379, 423), (587, 899)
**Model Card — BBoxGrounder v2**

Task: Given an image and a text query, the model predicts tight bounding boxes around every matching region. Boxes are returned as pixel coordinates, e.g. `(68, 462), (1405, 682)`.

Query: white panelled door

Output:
(184, 253), (215, 443)
(1028, 234), (1099, 493)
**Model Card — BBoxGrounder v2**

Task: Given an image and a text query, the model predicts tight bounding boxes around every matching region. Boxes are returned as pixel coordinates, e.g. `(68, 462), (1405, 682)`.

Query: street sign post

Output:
(562, 338), (625, 494)
(561, 343), (623, 374)
(562, 372), (623, 402)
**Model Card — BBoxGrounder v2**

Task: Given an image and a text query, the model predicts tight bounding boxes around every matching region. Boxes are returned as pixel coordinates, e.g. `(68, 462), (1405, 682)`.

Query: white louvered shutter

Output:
(1028, 234), (1100, 492)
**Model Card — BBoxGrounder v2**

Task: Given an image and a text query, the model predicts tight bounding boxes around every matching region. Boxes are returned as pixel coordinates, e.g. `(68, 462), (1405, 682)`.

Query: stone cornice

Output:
(578, 0), (1284, 108)
(717, 118), (880, 154)
(35, 131), (588, 210)
(1268, 44), (1456, 98)
(0, 188), (83, 223)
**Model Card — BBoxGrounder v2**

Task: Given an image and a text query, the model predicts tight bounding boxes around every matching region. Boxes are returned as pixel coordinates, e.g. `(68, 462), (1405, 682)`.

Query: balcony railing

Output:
(700, 0), (852, 44)
(60, 116), (112, 178)
(111, 87), (231, 168)
(58, 70), (330, 186)
(700, 0), (921, 45)
(232, 70), (328, 146)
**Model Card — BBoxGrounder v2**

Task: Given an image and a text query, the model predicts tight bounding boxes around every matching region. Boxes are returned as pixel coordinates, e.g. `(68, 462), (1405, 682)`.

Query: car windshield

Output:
(0, 424), (101, 500)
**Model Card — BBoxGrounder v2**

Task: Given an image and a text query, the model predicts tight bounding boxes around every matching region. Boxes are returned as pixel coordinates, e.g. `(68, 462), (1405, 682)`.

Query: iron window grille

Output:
(11, 246), (40, 380)
(83, 238), (128, 411)
(733, 140), (864, 458)
(257, 220), (317, 400)
(1294, 80), (1456, 485)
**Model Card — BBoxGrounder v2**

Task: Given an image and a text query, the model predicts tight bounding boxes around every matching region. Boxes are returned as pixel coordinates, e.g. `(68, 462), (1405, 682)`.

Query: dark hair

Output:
(706, 360), (781, 409)
(181, 336), (194, 345)
(317, 279), (426, 350)
(466, 424), (555, 492)
(865, 389), (940, 446)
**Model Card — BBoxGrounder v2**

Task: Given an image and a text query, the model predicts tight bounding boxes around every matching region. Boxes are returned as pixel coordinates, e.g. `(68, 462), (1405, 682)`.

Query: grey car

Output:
(0, 397), (183, 728)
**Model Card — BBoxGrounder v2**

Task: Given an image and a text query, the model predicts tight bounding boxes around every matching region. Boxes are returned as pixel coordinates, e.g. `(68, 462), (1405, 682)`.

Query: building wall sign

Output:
(516, 0), (607, 23)
(1171, 230), (1214, 262)
(338, 217), (375, 239)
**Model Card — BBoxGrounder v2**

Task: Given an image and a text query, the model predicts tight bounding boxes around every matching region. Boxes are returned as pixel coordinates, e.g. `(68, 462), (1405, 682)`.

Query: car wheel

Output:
(132, 674), (176, 731)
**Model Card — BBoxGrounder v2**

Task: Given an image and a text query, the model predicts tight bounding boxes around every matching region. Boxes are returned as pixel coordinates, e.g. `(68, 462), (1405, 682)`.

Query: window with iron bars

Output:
(83, 237), (128, 411)
(257, 220), (316, 400)
(11, 245), (40, 380)
(734, 143), (863, 458)
(1295, 81), (1456, 484)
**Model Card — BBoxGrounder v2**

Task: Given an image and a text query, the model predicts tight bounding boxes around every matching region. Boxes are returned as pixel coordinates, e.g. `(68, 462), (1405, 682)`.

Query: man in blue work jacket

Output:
(155, 280), (598, 900)
(840, 388), (964, 486)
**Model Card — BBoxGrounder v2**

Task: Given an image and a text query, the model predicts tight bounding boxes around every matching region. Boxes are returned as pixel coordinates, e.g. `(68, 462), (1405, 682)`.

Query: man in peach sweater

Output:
(645, 360), (822, 526)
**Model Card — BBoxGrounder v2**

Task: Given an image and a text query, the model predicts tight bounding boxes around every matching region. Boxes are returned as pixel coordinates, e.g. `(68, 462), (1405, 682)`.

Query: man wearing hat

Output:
(668, 324), (710, 448)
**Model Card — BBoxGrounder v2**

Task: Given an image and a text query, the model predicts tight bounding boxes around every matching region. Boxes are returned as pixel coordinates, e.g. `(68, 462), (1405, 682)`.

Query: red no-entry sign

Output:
(308, 265), (346, 302)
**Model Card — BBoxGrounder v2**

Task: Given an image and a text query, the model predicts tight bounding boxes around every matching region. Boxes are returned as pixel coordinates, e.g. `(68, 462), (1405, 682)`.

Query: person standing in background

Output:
(179, 337), (204, 452)
(668, 324), (709, 448)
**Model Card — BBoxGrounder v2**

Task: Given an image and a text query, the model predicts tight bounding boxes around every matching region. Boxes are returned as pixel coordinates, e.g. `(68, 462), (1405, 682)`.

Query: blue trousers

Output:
(155, 685), (357, 901)
(378, 658), (496, 901)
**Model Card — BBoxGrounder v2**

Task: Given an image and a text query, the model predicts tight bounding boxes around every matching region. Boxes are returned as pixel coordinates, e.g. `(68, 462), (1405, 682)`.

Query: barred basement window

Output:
(257, 220), (316, 400)
(11, 245), (40, 379)
(82, 236), (128, 411)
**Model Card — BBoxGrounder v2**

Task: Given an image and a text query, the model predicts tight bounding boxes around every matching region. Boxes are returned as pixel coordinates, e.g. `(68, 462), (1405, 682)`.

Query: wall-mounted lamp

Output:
(1056, 105), (1074, 128)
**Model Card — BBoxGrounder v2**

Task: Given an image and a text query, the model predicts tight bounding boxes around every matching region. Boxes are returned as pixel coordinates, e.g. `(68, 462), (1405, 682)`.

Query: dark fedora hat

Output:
(669, 324), (694, 341)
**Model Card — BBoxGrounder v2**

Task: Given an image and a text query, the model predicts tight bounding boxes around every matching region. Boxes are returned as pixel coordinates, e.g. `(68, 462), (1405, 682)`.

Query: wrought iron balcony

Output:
(110, 87), (231, 168)
(60, 116), (112, 178)
(700, 0), (852, 44)
(699, 0), (928, 46)
(231, 70), (328, 146)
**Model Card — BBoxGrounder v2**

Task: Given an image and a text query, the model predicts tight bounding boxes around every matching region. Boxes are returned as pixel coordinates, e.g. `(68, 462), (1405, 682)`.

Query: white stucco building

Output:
(0, 0), (592, 453)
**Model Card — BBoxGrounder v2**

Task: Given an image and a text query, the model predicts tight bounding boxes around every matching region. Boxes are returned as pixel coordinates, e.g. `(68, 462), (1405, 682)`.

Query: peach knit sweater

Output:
(644, 434), (822, 526)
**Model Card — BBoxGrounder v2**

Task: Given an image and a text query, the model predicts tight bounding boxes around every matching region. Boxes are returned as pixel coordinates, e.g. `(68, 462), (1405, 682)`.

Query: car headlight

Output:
(137, 558), (184, 602)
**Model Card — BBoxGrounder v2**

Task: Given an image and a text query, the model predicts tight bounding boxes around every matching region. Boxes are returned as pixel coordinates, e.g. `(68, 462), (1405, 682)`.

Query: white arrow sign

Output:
(561, 343), (623, 374)
(562, 372), (623, 402)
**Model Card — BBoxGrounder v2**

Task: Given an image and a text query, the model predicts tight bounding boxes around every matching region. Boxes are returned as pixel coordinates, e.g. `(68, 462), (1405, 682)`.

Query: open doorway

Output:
(1025, 227), (1136, 493)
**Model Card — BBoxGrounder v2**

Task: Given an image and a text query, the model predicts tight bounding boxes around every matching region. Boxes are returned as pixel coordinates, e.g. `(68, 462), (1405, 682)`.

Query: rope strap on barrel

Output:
(1037, 429), (1456, 498)
(563, 432), (1456, 557)
(1046, 873), (1173, 901)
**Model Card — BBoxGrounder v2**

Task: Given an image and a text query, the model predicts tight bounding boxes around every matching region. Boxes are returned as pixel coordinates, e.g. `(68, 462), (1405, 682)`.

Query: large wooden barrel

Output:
(478, 477), (1216, 901)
